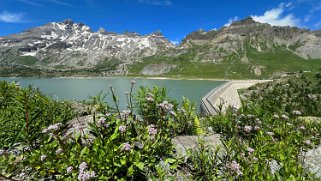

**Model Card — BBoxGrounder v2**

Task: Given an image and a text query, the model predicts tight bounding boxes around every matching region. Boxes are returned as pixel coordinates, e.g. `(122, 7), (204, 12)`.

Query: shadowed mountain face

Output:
(1, 17), (321, 77)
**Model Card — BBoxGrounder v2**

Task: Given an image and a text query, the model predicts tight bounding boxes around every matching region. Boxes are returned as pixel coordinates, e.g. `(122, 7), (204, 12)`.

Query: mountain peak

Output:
(230, 17), (257, 26)
(62, 19), (74, 25)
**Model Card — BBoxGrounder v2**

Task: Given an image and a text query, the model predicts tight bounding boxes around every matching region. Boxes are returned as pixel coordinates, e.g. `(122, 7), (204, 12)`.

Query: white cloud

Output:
(137, 0), (172, 6)
(251, 3), (300, 27)
(19, 0), (44, 7)
(46, 0), (76, 7)
(0, 11), (25, 23)
(314, 21), (321, 28)
(224, 16), (238, 27)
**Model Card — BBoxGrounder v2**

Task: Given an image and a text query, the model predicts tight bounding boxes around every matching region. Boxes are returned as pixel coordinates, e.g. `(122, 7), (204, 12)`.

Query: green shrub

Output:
(0, 81), (75, 149)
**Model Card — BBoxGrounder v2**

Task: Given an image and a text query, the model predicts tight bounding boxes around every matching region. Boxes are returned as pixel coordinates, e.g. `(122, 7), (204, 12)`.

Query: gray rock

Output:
(140, 63), (177, 75)
(65, 115), (94, 138)
(302, 145), (321, 177)
(269, 160), (281, 175)
(172, 134), (222, 157)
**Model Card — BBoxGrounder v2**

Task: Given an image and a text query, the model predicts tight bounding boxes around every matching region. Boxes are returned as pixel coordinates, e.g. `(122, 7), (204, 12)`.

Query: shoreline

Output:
(200, 80), (271, 115)
(0, 75), (270, 81)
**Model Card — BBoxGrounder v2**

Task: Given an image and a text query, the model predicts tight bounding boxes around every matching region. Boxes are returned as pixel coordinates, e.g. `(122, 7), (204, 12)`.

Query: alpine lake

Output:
(0, 77), (225, 112)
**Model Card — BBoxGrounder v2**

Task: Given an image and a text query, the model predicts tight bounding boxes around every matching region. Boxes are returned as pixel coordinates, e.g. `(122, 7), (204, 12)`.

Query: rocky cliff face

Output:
(180, 17), (321, 62)
(0, 19), (173, 73)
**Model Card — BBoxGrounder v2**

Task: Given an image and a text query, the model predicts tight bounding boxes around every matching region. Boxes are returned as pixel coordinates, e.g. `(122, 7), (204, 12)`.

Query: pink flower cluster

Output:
(97, 117), (109, 127)
(119, 125), (127, 134)
(148, 125), (158, 139)
(227, 161), (243, 176)
(78, 162), (96, 181)
(243, 126), (252, 133)
(122, 142), (131, 152)
(146, 93), (154, 102)
(158, 101), (173, 111)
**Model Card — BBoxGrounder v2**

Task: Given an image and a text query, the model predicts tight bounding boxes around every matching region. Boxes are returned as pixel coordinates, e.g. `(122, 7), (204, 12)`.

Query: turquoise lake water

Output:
(0, 77), (225, 111)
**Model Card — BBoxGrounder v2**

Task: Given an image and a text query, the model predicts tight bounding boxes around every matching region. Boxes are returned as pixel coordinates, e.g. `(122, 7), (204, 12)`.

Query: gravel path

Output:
(201, 80), (270, 115)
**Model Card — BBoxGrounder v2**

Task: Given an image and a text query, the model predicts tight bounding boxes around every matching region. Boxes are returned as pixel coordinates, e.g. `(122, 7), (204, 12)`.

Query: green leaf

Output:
(128, 165), (134, 176)
(109, 128), (119, 141)
(80, 146), (90, 157)
(166, 158), (176, 164)
(133, 152), (141, 162)
(135, 162), (144, 171)
(120, 156), (126, 165)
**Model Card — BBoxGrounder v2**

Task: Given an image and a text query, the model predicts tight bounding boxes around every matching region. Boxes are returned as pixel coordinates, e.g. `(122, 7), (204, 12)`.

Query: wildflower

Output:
(255, 118), (261, 122)
(105, 112), (111, 117)
(122, 142), (131, 152)
(66, 166), (73, 174)
(148, 125), (158, 139)
(227, 161), (243, 176)
(254, 126), (260, 131)
(243, 126), (252, 133)
(273, 114), (279, 119)
(158, 101), (173, 111)
(119, 125), (127, 133)
(292, 110), (302, 116)
(252, 157), (258, 162)
(131, 80), (136, 84)
(146, 97), (154, 102)
(247, 147), (255, 154)
(97, 117), (106, 127)
(267, 131), (275, 136)
(304, 140), (311, 145)
(40, 155), (47, 162)
(55, 148), (63, 155)
(79, 162), (88, 172)
(281, 114), (289, 120)
(299, 126), (305, 130)
(77, 162), (95, 181)
(78, 171), (96, 181)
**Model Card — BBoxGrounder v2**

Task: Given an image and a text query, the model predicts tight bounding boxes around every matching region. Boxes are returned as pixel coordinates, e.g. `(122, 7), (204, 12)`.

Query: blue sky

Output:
(1, 0), (321, 43)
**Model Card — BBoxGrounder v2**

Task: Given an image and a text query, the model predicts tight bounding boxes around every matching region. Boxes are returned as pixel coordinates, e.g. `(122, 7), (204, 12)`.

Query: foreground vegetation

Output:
(0, 72), (321, 180)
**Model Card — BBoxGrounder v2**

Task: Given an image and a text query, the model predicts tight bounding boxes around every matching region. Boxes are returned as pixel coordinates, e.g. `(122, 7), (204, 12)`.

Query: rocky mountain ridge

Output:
(1, 17), (321, 77)
(180, 17), (321, 61)
(0, 19), (173, 74)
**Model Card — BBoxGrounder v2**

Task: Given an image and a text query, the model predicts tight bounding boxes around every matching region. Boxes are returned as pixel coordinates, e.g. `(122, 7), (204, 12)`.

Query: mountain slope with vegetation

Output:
(1, 17), (321, 78)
